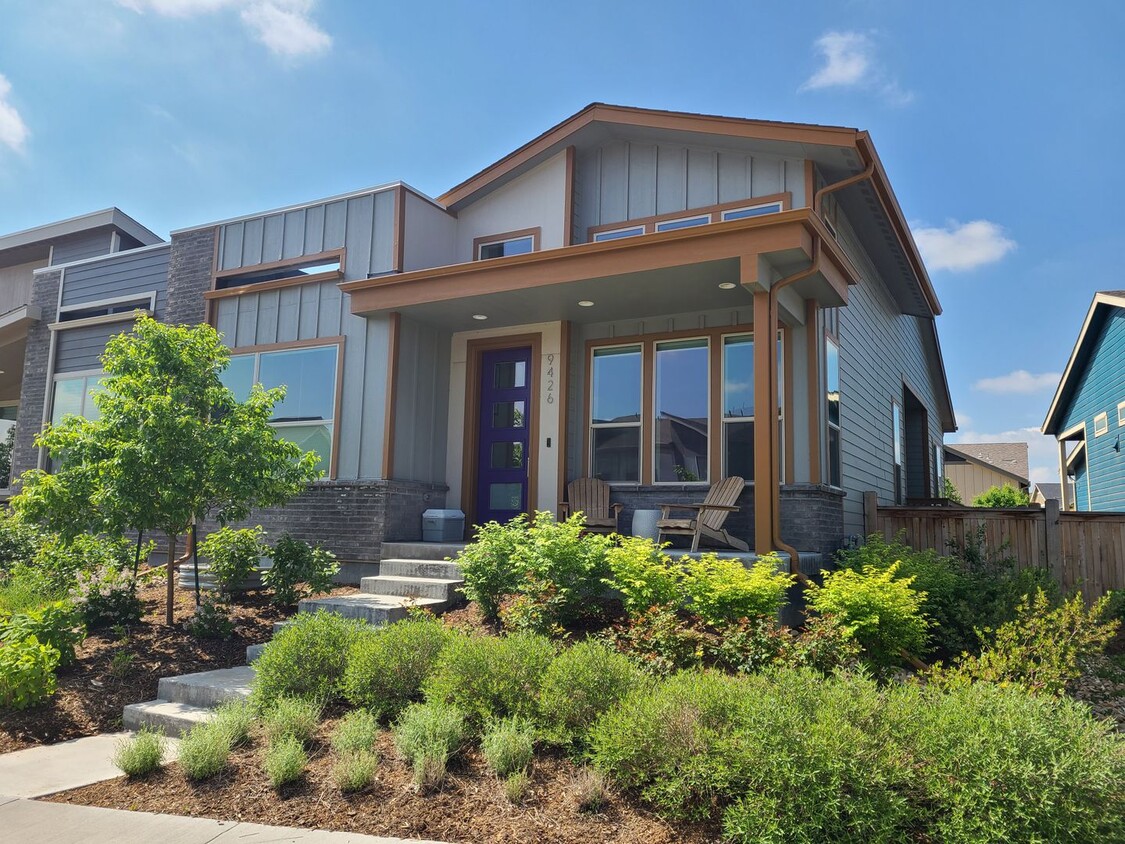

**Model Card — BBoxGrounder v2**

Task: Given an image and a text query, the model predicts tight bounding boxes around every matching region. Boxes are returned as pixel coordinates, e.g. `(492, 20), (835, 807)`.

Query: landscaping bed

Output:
(0, 578), (354, 753)
(45, 716), (714, 844)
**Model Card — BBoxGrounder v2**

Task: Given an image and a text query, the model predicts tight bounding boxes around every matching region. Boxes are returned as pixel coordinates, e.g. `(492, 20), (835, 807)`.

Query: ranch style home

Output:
(1, 104), (955, 578)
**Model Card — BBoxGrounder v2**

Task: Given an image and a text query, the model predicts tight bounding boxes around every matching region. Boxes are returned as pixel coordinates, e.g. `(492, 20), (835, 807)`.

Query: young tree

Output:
(13, 316), (320, 624)
(972, 483), (1031, 508)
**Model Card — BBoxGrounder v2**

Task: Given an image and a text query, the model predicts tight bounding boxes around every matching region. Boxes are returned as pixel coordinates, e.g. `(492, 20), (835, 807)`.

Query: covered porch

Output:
(342, 209), (859, 556)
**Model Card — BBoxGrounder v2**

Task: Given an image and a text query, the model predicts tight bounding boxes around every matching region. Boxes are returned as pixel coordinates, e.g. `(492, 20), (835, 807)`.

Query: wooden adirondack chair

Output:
(559, 477), (623, 534)
(656, 476), (748, 552)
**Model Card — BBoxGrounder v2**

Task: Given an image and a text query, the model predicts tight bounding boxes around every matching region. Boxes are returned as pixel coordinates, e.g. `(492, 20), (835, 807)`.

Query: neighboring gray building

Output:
(6, 104), (956, 575)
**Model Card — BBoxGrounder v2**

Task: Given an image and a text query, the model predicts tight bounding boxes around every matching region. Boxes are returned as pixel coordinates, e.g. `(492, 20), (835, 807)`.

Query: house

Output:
(943, 442), (1029, 503)
(1042, 291), (1125, 511)
(6, 104), (955, 575)
(1030, 481), (1071, 508)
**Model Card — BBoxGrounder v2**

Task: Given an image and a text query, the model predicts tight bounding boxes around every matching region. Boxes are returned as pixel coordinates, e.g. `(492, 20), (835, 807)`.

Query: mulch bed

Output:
(0, 576), (355, 754)
(45, 718), (719, 844)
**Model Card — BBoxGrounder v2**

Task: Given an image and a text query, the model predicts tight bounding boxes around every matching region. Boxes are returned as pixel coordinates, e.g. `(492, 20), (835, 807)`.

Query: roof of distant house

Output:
(944, 442), (1030, 485)
(1032, 482), (1062, 501)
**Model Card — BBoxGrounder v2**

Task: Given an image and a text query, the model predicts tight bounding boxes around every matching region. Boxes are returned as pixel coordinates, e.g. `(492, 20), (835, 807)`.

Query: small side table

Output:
(630, 508), (661, 541)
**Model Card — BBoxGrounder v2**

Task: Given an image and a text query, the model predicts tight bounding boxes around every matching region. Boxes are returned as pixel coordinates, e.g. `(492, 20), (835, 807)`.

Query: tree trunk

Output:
(166, 532), (177, 627)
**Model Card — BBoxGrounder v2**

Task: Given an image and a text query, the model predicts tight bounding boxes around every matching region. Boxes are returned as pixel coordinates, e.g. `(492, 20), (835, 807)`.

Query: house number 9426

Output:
(545, 354), (555, 404)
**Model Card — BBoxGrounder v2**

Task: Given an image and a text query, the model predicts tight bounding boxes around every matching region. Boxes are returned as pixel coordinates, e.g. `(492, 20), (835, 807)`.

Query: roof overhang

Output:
(341, 209), (857, 328)
(1042, 291), (1125, 435)
(944, 444), (1028, 486)
(0, 208), (164, 267)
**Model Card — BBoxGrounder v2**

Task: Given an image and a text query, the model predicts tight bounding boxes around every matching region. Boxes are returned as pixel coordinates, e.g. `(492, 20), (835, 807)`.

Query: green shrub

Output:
(16, 533), (139, 596)
(212, 699), (255, 748)
(198, 526), (267, 594)
(263, 696), (321, 745)
(262, 533), (338, 606)
(0, 510), (45, 576)
(778, 614), (863, 674)
(972, 483), (1031, 508)
(393, 701), (466, 789)
(456, 512), (610, 624)
(481, 717), (535, 776)
(682, 553), (793, 626)
(113, 726), (165, 778)
(806, 562), (928, 671)
(332, 750), (377, 793)
(939, 589), (1118, 695)
(183, 594), (234, 640)
(0, 600), (84, 666)
(251, 610), (367, 707)
(331, 708), (379, 754)
(178, 721), (232, 781)
(539, 640), (643, 746)
(604, 604), (707, 675)
(503, 769), (530, 803)
(0, 635), (59, 708)
(342, 615), (453, 719)
(69, 565), (142, 629)
(940, 476), (962, 504)
(423, 632), (555, 725)
(264, 734), (306, 788)
(604, 537), (684, 615)
(0, 572), (56, 614)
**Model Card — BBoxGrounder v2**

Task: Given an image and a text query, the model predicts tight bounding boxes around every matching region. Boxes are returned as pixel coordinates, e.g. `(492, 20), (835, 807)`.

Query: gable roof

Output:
(945, 442), (1030, 485)
(438, 103), (941, 319)
(1032, 482), (1062, 501)
(1042, 291), (1125, 435)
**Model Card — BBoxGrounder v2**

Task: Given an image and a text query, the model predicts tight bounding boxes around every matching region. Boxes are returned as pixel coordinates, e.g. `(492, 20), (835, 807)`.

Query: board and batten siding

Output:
(946, 462), (1023, 505)
(573, 140), (806, 237)
(216, 188), (396, 277)
(59, 245), (170, 315)
(392, 316), (451, 484)
(1059, 307), (1125, 510)
(833, 209), (944, 537)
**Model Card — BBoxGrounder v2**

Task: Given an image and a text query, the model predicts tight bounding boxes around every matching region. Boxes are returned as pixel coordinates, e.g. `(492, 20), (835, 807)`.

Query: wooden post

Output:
(1044, 498), (1063, 585)
(752, 290), (775, 554)
(863, 491), (879, 538)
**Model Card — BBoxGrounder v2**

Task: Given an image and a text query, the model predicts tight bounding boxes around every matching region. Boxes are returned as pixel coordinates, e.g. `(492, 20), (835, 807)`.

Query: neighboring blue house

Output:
(1043, 291), (1125, 511)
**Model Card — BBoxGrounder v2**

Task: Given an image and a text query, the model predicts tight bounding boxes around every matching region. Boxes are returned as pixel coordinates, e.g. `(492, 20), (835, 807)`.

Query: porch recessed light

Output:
(472, 314), (488, 320)
(718, 282), (737, 290)
(578, 300), (595, 307)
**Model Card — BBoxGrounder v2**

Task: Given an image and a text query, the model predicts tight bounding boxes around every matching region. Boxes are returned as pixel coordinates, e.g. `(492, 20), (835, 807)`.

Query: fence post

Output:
(1044, 498), (1062, 583)
(863, 491), (879, 538)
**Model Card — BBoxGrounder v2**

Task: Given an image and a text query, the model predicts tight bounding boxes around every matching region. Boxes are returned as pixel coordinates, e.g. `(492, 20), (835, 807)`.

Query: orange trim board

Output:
(341, 209), (858, 314)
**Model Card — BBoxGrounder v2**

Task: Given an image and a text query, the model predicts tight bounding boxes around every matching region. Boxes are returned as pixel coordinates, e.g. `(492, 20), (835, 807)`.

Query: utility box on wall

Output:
(422, 509), (465, 542)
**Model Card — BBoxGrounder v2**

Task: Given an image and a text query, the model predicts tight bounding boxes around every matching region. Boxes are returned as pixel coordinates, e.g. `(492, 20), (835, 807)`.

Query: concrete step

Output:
(298, 593), (446, 626)
(380, 541), (465, 562)
(378, 558), (464, 580)
(360, 575), (464, 602)
(246, 643), (265, 663)
(122, 699), (215, 737)
(157, 666), (254, 708)
(272, 620), (293, 635)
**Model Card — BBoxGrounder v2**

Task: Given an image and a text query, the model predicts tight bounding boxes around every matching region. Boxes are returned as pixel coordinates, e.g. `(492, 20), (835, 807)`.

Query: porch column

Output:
(1057, 439), (1070, 511)
(752, 290), (775, 554)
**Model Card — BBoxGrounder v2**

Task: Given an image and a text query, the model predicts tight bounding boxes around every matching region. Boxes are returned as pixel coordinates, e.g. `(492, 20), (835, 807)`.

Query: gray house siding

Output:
(402, 191), (456, 272)
(54, 322), (130, 373)
(59, 245), (170, 316)
(392, 316), (451, 484)
(50, 230), (114, 265)
(574, 140), (806, 238)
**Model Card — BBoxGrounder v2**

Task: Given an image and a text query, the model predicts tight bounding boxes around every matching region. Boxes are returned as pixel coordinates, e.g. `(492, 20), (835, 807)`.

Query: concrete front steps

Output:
(125, 543), (465, 735)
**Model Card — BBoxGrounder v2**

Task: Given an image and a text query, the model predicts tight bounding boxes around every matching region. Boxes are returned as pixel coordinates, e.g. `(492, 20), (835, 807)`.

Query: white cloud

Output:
(949, 427), (1059, 484)
(0, 74), (29, 153)
(801, 32), (872, 90)
(799, 31), (913, 105)
(118, 0), (330, 58)
(973, 370), (1061, 395)
(912, 219), (1016, 272)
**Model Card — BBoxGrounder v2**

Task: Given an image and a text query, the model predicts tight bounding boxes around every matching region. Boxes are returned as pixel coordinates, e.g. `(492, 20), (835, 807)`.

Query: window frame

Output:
(585, 324), (787, 487)
(587, 192), (791, 242)
(654, 214), (710, 233)
(49, 370), (104, 426)
(588, 343), (643, 483)
(473, 228), (541, 261)
(825, 336), (842, 489)
(592, 225), (646, 243)
(720, 200), (785, 221)
(1118, 400), (1125, 427)
(1094, 411), (1109, 437)
(223, 339), (344, 478)
(892, 399), (904, 503)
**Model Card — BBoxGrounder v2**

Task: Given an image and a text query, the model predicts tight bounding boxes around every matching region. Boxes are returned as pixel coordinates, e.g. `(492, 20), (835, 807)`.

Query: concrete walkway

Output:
(0, 798), (450, 844)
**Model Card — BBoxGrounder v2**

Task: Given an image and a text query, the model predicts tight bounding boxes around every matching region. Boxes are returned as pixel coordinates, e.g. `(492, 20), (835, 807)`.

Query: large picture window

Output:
(51, 373), (103, 425)
(655, 338), (709, 482)
(222, 344), (339, 473)
(590, 345), (642, 481)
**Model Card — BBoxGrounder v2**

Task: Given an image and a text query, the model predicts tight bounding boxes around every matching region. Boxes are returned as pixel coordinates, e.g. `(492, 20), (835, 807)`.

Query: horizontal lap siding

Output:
(1059, 309), (1125, 510)
(574, 140), (805, 237)
(54, 322), (128, 373)
(60, 246), (170, 316)
(51, 230), (114, 265)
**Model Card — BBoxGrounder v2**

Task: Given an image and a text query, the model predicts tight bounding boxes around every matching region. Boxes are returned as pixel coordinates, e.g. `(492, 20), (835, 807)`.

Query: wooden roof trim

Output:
(1042, 291), (1125, 434)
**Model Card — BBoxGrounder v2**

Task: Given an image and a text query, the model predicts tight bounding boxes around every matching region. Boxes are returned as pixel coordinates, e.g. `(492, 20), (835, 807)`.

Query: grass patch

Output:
(330, 708), (379, 755)
(178, 721), (232, 781)
(481, 717), (535, 777)
(332, 750), (378, 793)
(112, 727), (165, 778)
(263, 696), (321, 745)
(393, 701), (466, 791)
(264, 734), (306, 789)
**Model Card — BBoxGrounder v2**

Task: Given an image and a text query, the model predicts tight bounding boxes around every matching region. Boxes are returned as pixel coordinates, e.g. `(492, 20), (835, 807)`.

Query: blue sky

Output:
(1, 1), (1122, 483)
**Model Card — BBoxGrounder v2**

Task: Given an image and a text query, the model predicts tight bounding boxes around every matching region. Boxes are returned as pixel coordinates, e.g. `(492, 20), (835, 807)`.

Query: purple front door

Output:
(476, 347), (532, 524)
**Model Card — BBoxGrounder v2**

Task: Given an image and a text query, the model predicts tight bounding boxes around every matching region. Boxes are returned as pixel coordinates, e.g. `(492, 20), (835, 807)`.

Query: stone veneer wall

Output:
(10, 269), (62, 482)
(597, 483), (845, 556)
(166, 228), (215, 326)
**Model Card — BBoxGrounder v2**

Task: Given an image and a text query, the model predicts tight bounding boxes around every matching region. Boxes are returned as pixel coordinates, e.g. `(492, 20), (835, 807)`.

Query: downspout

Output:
(768, 158), (875, 581)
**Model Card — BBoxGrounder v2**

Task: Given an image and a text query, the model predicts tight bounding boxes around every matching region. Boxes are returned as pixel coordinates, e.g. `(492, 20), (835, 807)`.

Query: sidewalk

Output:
(0, 733), (173, 798)
(0, 797), (449, 844)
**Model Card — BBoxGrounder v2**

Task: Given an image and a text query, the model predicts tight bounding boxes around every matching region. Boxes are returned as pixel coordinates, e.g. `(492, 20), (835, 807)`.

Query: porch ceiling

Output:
(343, 209), (856, 331)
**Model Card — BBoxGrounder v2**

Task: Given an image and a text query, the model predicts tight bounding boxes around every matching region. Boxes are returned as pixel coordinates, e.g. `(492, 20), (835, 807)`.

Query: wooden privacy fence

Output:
(863, 492), (1125, 599)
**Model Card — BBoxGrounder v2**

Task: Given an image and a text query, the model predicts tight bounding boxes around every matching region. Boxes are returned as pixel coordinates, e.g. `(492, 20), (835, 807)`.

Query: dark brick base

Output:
(601, 483), (844, 555)
(199, 479), (447, 566)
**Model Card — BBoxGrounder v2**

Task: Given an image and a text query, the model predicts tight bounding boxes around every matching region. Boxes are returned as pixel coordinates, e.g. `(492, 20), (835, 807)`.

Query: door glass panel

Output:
(492, 400), (525, 429)
(493, 361), (526, 389)
(488, 483), (523, 511)
(490, 441), (524, 469)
